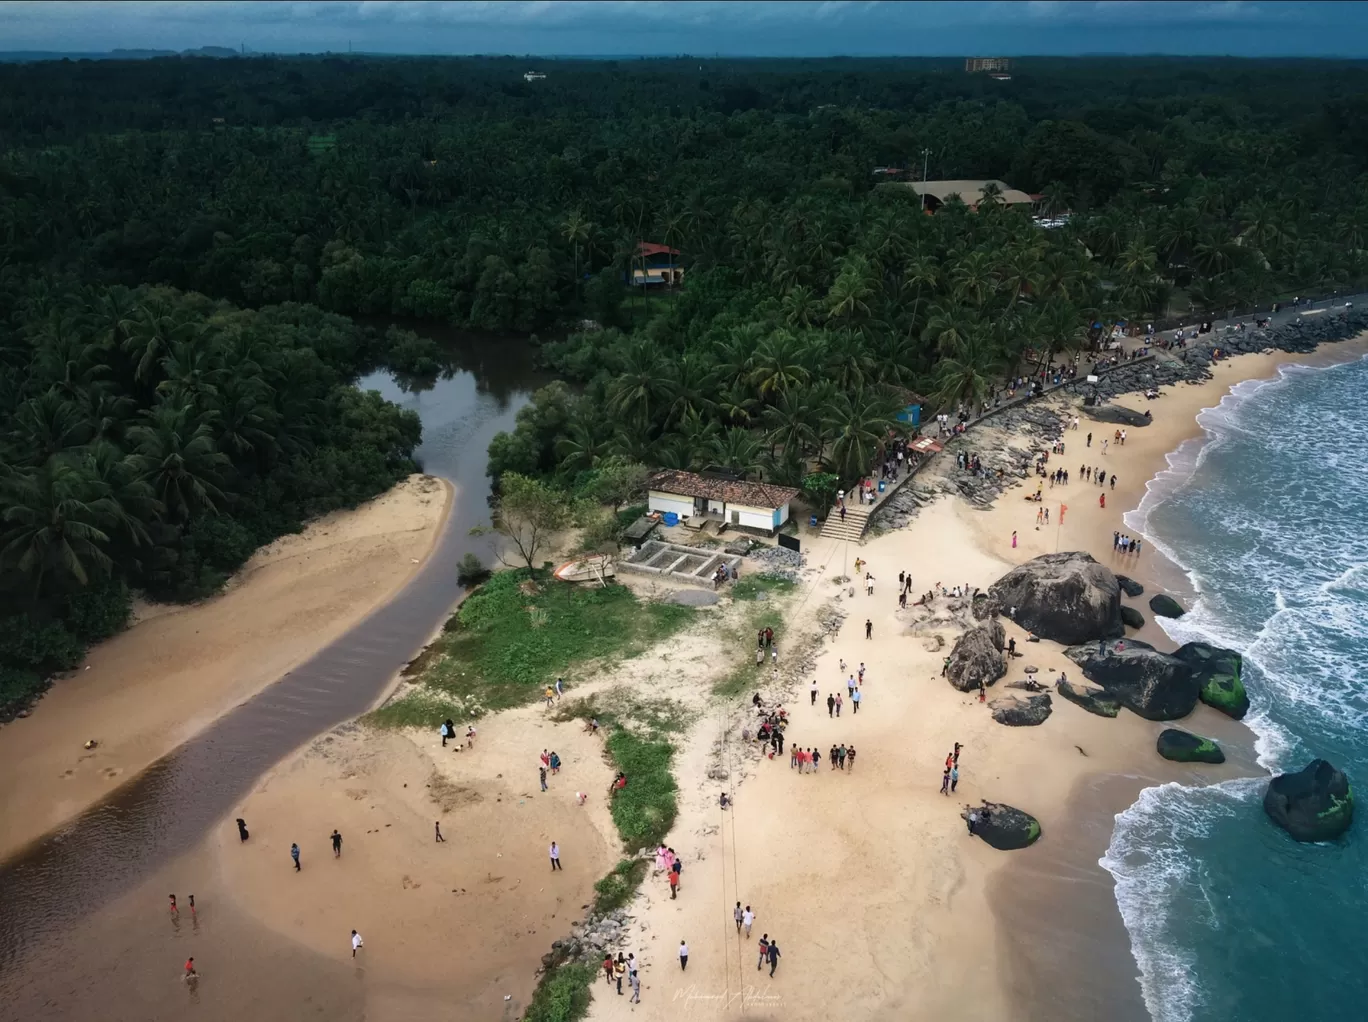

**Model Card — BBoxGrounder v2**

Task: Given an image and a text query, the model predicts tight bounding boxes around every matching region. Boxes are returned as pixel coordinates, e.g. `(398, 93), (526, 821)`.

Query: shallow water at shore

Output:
(0, 333), (544, 1015)
(1108, 354), (1368, 1022)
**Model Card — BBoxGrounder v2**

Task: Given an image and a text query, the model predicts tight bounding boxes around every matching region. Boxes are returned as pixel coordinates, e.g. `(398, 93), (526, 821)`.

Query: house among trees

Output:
(648, 470), (798, 535)
(903, 179), (1036, 213)
(632, 242), (683, 287)
(965, 57), (1011, 73)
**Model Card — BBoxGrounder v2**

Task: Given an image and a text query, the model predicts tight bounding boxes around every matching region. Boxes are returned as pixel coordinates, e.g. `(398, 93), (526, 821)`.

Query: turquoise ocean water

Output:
(1103, 353), (1368, 1021)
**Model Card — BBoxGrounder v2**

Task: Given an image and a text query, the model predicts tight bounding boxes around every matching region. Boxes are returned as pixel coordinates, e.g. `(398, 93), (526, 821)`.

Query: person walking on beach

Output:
(847, 675), (856, 699)
(865, 618), (872, 639)
(827, 693), (835, 717)
(852, 688), (862, 714)
(540, 766), (548, 792)
(767, 939), (781, 977)
(837, 744), (847, 769)
(743, 905), (755, 937)
(550, 751), (561, 775)
(544, 685), (555, 708)
(291, 842), (301, 871)
(678, 940), (689, 970)
(1086, 432), (1092, 447)
(351, 930), (364, 958)
(835, 693), (842, 717)
(812, 747), (822, 770)
(630, 967), (641, 1002)
(435, 820), (445, 842)
(830, 744), (839, 770)
(811, 679), (819, 705)
(331, 829), (342, 857)
(847, 746), (856, 770)
(550, 841), (562, 870)
(735, 901), (744, 932)
(188, 894), (195, 916)
(614, 954), (627, 994)
(951, 765), (960, 793)
(440, 719), (453, 746)
(940, 768), (951, 795)
(757, 935), (770, 971)
(1011, 530), (1017, 549)
(236, 818), (249, 842)
(555, 677), (564, 701)
(603, 955), (615, 985)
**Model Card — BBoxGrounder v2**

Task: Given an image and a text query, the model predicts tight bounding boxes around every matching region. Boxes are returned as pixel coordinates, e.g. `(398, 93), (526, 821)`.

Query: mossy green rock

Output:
(1157, 728), (1225, 764)
(1263, 759), (1353, 842)
(1055, 678), (1121, 717)
(1174, 641), (1249, 719)
(1119, 605), (1145, 630)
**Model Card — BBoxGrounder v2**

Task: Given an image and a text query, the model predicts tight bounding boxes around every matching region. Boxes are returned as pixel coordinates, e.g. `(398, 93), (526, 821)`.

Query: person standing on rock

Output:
(678, 939), (689, 970)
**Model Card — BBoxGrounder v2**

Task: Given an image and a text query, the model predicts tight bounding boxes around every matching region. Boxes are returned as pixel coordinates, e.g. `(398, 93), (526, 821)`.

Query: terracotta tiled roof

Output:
(649, 470), (798, 509)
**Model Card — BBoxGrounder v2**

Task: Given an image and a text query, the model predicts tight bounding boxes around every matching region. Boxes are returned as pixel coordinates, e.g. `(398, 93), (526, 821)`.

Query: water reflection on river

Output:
(0, 329), (546, 1020)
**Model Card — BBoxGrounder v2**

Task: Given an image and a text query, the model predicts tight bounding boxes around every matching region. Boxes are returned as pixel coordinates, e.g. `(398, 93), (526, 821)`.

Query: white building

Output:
(648, 470), (798, 536)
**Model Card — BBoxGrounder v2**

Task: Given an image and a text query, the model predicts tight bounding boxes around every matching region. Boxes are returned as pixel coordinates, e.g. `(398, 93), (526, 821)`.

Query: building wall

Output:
(727, 501), (790, 533)
(647, 491), (693, 519)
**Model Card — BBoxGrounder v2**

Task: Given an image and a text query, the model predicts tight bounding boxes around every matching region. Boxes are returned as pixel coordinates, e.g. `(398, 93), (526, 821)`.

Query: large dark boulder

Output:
(1120, 605), (1145, 630)
(990, 692), (1053, 727)
(1157, 729), (1225, 764)
(1173, 641), (1249, 719)
(1116, 574), (1145, 598)
(945, 621), (1006, 692)
(1055, 677), (1120, 717)
(963, 802), (1041, 850)
(1086, 403), (1153, 426)
(1263, 759), (1354, 842)
(1149, 594), (1186, 619)
(988, 551), (1123, 646)
(1064, 639), (1198, 720)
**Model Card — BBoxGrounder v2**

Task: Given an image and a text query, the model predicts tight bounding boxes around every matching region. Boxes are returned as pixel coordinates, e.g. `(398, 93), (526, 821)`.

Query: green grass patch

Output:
(604, 726), (677, 852)
(712, 599), (789, 697)
(522, 962), (596, 1022)
(367, 569), (693, 727)
(592, 858), (648, 915)
(731, 572), (798, 601)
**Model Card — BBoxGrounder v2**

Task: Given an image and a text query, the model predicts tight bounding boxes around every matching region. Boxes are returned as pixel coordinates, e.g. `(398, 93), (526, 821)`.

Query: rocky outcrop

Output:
(1064, 639), (1198, 720)
(1149, 593), (1186, 619)
(1174, 641), (1249, 719)
(1055, 677), (1121, 717)
(1263, 759), (1354, 842)
(988, 551), (1123, 645)
(1120, 605), (1145, 630)
(990, 692), (1053, 727)
(1157, 729), (1225, 764)
(1085, 404), (1153, 427)
(963, 802), (1041, 850)
(1116, 574), (1145, 597)
(945, 622), (1006, 692)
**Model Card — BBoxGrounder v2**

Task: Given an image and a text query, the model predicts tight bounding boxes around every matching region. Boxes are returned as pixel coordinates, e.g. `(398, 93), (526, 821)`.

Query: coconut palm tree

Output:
(750, 330), (811, 400)
(8, 389), (90, 467)
(932, 334), (1003, 413)
(822, 388), (900, 482)
(126, 403), (230, 522)
(561, 209), (592, 301)
(707, 428), (764, 478)
(1, 459), (116, 598)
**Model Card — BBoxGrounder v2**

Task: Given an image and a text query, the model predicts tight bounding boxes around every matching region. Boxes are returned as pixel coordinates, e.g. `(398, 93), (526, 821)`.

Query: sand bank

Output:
(0, 473), (451, 863)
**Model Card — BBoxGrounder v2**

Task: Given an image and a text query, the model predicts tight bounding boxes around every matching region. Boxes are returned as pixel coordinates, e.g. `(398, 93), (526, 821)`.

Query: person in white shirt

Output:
(678, 939), (689, 970)
(742, 906), (755, 937)
(550, 841), (562, 871)
(351, 930), (364, 957)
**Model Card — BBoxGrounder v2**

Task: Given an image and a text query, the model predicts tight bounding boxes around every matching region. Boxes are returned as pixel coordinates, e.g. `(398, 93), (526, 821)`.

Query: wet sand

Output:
(0, 474), (450, 866)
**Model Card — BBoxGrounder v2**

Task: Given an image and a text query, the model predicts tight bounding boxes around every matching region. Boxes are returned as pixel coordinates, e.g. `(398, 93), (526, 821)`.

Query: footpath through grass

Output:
(367, 568), (693, 727)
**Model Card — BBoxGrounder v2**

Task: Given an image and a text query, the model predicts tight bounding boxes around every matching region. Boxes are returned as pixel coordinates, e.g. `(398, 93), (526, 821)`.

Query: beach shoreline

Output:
(0, 473), (452, 864)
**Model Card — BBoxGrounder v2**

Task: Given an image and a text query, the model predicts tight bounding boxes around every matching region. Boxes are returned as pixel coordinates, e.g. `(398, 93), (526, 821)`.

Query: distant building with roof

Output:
(901, 179), (1036, 213)
(632, 242), (683, 287)
(965, 57), (1011, 73)
(648, 470), (798, 534)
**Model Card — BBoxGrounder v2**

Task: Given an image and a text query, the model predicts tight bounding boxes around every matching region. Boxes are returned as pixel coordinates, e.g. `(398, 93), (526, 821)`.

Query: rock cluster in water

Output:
(1064, 638), (1198, 720)
(1173, 641), (1249, 719)
(1263, 759), (1354, 842)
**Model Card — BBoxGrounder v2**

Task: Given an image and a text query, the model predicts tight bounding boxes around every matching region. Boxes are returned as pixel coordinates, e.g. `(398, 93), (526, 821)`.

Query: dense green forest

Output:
(3, 55), (1368, 711)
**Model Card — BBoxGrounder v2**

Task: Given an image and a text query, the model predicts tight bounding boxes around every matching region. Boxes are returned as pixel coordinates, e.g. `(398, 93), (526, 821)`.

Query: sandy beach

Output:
(8, 336), (1368, 1022)
(0, 473), (451, 864)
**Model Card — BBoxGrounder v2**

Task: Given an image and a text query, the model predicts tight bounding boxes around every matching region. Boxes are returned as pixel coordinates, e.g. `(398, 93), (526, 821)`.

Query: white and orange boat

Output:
(552, 554), (616, 583)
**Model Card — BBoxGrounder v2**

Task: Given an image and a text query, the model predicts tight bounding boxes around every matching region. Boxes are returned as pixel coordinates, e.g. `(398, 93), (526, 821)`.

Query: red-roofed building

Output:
(632, 242), (683, 287)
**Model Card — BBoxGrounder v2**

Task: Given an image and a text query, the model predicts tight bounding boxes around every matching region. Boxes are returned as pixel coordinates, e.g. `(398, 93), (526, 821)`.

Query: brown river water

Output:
(0, 332), (546, 1021)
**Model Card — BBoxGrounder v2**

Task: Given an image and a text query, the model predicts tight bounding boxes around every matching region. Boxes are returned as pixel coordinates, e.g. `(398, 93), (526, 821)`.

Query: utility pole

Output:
(919, 148), (932, 213)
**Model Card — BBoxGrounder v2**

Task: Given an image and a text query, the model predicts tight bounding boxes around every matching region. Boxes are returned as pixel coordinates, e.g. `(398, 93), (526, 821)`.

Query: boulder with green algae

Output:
(963, 802), (1041, 850)
(1120, 605), (1145, 630)
(1264, 759), (1354, 842)
(1149, 593), (1186, 618)
(1174, 641), (1249, 720)
(1157, 729), (1225, 764)
(1055, 678), (1121, 717)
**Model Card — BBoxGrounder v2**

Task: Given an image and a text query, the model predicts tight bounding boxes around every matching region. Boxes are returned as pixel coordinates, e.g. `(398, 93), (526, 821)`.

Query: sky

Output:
(3, 1), (1367, 58)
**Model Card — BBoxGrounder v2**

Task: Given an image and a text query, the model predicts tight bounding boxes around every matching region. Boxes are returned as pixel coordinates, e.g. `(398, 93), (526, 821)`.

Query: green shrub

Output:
(0, 666), (44, 710)
(0, 616), (84, 670)
(592, 858), (647, 915)
(523, 964), (595, 1022)
(62, 580), (132, 643)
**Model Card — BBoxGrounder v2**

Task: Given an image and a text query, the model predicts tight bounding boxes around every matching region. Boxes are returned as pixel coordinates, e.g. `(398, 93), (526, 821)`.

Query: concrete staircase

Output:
(819, 503), (872, 542)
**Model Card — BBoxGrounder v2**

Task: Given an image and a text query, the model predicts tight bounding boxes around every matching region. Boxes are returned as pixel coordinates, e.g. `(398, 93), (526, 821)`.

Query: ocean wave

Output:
(1101, 778), (1266, 1022)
